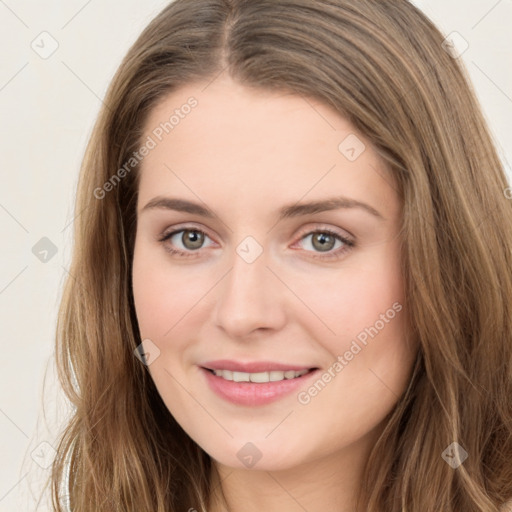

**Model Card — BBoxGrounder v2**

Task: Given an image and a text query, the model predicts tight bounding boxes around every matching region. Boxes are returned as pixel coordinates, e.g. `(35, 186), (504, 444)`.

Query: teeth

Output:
(211, 369), (309, 382)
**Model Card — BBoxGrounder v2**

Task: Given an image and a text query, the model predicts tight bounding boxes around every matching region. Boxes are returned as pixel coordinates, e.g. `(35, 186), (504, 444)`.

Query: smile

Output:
(200, 366), (319, 406)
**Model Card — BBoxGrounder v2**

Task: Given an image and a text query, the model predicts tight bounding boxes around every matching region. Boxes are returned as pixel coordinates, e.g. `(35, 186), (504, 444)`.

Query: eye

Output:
(158, 227), (215, 258)
(293, 227), (355, 261)
(157, 224), (355, 261)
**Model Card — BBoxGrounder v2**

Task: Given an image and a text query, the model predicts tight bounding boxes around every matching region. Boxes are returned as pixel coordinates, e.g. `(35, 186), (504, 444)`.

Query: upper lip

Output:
(201, 360), (318, 373)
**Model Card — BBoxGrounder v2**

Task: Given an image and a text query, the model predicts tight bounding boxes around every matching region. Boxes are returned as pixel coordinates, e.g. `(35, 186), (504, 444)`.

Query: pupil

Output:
(313, 233), (334, 252)
(184, 230), (203, 249)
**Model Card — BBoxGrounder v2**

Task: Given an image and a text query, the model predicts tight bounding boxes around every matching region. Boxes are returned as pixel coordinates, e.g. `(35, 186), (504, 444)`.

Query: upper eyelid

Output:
(295, 224), (353, 241)
(159, 222), (215, 241)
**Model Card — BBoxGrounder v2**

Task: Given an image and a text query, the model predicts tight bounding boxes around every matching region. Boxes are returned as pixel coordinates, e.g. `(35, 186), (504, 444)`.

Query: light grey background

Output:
(0, 1), (511, 510)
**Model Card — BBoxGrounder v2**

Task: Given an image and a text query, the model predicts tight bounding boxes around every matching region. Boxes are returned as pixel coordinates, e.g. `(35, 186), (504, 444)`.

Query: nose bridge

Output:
(213, 240), (284, 336)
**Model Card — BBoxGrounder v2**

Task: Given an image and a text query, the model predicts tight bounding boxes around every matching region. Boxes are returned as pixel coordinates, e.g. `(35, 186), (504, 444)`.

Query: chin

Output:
(204, 438), (310, 472)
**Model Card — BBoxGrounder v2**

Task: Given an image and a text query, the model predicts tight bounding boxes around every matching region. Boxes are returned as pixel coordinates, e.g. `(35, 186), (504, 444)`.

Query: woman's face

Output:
(132, 75), (417, 472)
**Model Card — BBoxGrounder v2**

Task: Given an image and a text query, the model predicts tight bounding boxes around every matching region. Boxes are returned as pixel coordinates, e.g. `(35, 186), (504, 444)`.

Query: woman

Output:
(46, 0), (512, 510)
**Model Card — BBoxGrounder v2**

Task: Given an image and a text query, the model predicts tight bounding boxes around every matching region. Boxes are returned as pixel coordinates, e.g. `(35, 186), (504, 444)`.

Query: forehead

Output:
(142, 76), (356, 160)
(136, 76), (398, 220)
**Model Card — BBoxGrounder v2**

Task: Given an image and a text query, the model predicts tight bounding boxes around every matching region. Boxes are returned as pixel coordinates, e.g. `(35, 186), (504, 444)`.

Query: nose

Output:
(213, 246), (287, 338)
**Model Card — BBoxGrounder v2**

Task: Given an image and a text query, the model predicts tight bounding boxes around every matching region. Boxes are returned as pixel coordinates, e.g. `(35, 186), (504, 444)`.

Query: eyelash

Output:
(157, 225), (355, 261)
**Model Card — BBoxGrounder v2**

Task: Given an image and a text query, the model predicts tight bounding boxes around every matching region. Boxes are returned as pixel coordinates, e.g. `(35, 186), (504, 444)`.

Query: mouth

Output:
(202, 367), (318, 383)
(199, 364), (320, 406)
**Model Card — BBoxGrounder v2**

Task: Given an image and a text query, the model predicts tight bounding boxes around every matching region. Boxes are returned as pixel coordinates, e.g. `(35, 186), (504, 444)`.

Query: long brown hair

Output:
(45, 0), (512, 510)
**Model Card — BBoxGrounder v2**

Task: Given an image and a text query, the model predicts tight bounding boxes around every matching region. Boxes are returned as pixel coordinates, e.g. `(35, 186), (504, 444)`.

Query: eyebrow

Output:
(140, 196), (384, 220)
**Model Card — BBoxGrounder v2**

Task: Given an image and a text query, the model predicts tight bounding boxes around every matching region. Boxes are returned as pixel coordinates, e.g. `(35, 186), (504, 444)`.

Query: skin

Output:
(132, 73), (418, 512)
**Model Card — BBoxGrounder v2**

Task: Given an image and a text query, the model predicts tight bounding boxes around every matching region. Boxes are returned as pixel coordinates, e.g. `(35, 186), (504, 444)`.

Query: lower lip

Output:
(200, 367), (319, 406)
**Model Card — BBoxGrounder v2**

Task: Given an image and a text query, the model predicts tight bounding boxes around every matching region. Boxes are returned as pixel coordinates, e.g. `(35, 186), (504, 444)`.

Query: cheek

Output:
(288, 270), (410, 457)
(131, 245), (203, 411)
(290, 240), (410, 423)
(132, 244), (208, 337)
(290, 243), (405, 354)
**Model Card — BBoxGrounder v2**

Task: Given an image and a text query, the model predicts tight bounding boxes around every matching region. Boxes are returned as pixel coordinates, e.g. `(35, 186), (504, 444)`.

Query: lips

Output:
(199, 359), (320, 406)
